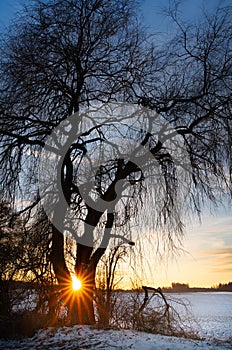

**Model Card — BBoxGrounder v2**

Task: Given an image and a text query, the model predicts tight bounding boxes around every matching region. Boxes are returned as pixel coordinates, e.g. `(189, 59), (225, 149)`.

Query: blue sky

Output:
(0, 0), (231, 25)
(142, 0), (227, 21)
(0, 0), (22, 28)
(0, 0), (231, 287)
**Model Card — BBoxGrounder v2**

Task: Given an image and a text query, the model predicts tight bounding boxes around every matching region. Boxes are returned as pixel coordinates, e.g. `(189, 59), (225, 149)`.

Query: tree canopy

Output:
(0, 0), (231, 324)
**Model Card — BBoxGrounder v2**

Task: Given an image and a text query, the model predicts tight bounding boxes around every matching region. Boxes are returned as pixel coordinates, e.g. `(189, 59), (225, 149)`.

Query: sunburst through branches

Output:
(72, 275), (82, 291)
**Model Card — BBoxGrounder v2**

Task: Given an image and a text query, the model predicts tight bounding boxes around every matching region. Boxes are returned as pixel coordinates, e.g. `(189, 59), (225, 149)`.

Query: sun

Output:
(72, 275), (82, 291)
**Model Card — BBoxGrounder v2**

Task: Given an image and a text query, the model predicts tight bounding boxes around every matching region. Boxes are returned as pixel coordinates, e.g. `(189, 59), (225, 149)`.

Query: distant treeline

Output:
(161, 282), (232, 293)
(215, 282), (232, 292)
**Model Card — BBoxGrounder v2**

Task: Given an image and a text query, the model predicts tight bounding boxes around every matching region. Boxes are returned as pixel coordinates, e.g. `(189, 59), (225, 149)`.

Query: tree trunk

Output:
(0, 280), (10, 317)
(72, 238), (110, 325)
(70, 263), (96, 325)
(51, 226), (70, 284)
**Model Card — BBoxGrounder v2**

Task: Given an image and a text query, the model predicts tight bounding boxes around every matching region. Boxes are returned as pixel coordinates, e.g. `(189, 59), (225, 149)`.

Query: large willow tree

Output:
(0, 0), (231, 324)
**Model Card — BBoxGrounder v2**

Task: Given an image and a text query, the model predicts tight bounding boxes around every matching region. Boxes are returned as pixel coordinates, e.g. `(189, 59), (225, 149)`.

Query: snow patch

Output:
(0, 326), (231, 350)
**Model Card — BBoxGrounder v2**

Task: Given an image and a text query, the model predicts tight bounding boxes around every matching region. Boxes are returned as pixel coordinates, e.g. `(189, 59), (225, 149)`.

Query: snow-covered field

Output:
(169, 292), (232, 342)
(0, 292), (231, 350)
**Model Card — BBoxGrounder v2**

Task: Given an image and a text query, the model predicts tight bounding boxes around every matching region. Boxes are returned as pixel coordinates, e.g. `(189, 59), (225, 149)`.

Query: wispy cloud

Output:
(203, 248), (232, 256)
(212, 268), (232, 274)
(196, 247), (232, 274)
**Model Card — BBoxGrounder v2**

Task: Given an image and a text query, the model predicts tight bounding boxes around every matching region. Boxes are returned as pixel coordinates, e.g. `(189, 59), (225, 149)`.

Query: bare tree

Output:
(0, 202), (52, 319)
(0, 0), (231, 325)
(0, 201), (24, 317)
(95, 242), (130, 327)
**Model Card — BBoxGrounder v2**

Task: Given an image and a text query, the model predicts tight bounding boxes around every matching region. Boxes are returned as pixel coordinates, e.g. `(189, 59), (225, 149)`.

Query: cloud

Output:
(185, 214), (232, 255)
(203, 247), (232, 256)
(192, 246), (232, 275)
(212, 268), (232, 274)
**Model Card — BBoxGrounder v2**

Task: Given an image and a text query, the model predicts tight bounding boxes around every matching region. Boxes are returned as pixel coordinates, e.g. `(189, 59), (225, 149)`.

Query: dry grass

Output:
(96, 289), (201, 340)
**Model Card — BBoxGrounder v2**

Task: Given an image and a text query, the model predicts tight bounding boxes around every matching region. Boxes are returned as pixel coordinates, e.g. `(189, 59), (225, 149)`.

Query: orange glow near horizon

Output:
(72, 275), (82, 291)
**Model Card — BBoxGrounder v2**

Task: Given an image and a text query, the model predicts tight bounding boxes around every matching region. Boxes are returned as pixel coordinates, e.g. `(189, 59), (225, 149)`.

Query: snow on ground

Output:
(0, 325), (231, 350)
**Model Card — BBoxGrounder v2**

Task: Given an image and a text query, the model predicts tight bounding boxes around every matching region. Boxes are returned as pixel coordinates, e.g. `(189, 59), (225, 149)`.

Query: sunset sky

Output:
(149, 210), (232, 288)
(140, 0), (232, 288)
(0, 0), (231, 288)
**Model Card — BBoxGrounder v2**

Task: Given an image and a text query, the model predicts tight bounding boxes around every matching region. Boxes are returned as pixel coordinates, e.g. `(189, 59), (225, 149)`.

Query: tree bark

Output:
(70, 262), (96, 325)
(71, 212), (114, 325)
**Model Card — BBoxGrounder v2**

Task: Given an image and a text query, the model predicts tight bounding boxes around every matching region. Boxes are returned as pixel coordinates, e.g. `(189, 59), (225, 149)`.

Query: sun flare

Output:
(72, 275), (82, 291)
